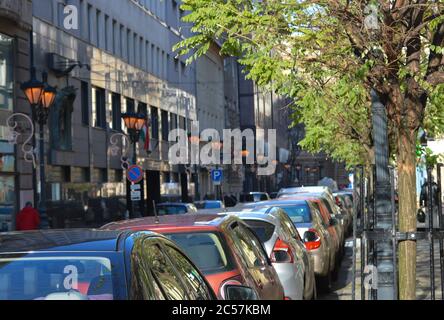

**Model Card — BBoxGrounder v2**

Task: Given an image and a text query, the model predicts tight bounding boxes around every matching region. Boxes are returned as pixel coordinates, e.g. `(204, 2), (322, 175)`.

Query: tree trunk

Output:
(397, 128), (417, 300)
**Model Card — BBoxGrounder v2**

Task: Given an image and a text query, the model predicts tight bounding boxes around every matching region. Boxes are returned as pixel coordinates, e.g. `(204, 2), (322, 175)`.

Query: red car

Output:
(102, 214), (285, 300)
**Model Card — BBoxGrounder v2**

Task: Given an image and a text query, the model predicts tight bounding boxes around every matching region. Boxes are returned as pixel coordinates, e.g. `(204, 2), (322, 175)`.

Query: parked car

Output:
(155, 202), (198, 215)
(239, 200), (338, 293)
(277, 186), (333, 198)
(0, 229), (217, 300)
(240, 192), (270, 203)
(194, 200), (225, 209)
(284, 195), (345, 259)
(333, 192), (354, 234)
(285, 192), (349, 244)
(231, 208), (317, 300)
(102, 214), (285, 300)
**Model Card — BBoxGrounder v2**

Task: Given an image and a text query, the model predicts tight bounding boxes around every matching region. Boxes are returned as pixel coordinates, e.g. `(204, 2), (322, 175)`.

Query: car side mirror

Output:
(224, 285), (259, 300)
(303, 230), (318, 243)
(329, 218), (338, 226)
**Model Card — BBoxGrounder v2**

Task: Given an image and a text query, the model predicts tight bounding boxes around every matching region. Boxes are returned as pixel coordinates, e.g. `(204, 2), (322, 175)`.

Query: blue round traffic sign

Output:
(127, 165), (143, 183)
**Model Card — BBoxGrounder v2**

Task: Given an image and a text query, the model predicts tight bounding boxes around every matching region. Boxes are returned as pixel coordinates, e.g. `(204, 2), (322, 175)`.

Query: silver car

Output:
(230, 209), (316, 300)
(237, 200), (337, 293)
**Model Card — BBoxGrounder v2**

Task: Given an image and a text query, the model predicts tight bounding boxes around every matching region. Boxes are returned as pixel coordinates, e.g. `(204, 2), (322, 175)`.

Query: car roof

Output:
(157, 202), (189, 206)
(101, 214), (235, 233)
(228, 211), (279, 225)
(239, 199), (308, 208)
(0, 229), (128, 253)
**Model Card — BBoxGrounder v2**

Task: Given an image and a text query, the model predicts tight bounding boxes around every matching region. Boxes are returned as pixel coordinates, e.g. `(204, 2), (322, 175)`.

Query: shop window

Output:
(0, 34), (13, 111)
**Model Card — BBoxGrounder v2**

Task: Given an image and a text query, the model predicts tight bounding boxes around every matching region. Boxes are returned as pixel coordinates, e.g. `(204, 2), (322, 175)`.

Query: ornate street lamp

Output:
(121, 112), (146, 219)
(122, 112), (146, 163)
(20, 68), (57, 229)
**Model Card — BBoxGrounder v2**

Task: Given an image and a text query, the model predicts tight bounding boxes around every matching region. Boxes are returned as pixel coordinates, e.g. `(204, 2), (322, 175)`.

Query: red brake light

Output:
(271, 238), (294, 263)
(304, 229), (321, 251)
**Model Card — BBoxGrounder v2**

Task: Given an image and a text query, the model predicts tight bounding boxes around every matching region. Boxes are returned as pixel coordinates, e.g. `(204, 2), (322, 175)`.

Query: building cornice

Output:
(0, 0), (32, 31)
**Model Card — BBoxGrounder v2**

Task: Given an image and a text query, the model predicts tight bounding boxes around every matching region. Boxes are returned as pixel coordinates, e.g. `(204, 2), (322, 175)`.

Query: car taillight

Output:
(270, 238), (294, 263)
(304, 229), (321, 251)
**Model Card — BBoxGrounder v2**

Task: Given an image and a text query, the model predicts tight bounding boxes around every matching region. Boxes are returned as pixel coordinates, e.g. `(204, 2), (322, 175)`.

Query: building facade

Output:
(0, 0), (33, 231)
(29, 0), (198, 226)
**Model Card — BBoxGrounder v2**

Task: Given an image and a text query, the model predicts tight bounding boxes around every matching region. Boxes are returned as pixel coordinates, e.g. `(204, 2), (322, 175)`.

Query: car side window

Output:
(231, 223), (268, 268)
(278, 211), (301, 241)
(163, 244), (214, 300)
(144, 241), (188, 300)
(129, 239), (165, 300)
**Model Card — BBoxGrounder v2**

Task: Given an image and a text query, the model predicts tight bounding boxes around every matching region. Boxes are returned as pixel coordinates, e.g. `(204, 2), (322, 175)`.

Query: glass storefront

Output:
(0, 139), (15, 232)
(0, 32), (15, 231)
(0, 33), (13, 111)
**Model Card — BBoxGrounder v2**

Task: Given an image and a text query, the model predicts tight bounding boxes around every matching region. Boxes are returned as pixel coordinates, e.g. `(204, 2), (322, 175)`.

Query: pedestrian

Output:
(16, 202), (40, 231)
(420, 177), (440, 227)
(420, 178), (439, 208)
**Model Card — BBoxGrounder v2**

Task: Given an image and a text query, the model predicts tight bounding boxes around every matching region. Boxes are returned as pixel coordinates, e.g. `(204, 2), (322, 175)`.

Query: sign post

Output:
(127, 165), (144, 218)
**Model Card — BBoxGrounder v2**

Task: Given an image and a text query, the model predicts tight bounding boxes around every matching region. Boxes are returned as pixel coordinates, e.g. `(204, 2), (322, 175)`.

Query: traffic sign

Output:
(211, 169), (223, 185)
(131, 190), (141, 201)
(131, 184), (141, 191)
(127, 165), (143, 183)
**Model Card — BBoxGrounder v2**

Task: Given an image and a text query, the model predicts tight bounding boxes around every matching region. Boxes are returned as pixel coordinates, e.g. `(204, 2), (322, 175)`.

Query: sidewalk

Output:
(319, 238), (444, 300)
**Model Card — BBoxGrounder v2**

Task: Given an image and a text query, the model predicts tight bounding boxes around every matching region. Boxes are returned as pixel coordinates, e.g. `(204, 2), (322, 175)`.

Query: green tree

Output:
(174, 0), (444, 299)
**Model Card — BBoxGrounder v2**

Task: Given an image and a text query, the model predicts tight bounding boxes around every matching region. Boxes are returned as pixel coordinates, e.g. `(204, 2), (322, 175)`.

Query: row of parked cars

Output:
(0, 186), (354, 300)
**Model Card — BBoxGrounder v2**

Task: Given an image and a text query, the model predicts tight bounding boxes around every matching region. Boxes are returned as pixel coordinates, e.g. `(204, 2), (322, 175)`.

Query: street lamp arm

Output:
(6, 113), (36, 168)
(109, 133), (131, 169)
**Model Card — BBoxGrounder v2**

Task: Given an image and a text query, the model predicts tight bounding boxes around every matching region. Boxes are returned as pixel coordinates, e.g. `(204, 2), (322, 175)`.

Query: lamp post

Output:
(21, 68), (57, 229)
(122, 112), (146, 218)
(188, 132), (201, 201)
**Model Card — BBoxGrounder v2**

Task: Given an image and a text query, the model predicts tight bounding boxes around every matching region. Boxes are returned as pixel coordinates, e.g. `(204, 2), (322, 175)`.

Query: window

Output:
(120, 25), (125, 59)
(87, 4), (93, 43)
(144, 242), (188, 300)
(161, 110), (169, 141)
(166, 232), (235, 275)
(81, 81), (89, 125)
(96, 9), (101, 47)
(170, 113), (177, 131)
(0, 256), (115, 300)
(137, 102), (147, 117)
(104, 15), (109, 51)
(93, 87), (106, 128)
(111, 93), (121, 131)
(279, 205), (312, 224)
(150, 107), (159, 140)
(243, 220), (276, 243)
(112, 20), (118, 55)
(164, 245), (214, 300)
(231, 223), (268, 268)
(125, 98), (135, 113)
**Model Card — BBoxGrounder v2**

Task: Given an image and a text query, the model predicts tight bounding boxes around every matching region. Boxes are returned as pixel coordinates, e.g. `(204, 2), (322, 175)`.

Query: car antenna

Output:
(153, 200), (160, 224)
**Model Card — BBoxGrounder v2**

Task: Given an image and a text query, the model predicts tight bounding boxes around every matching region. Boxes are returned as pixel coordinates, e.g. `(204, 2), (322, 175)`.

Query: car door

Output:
(229, 222), (284, 300)
(160, 240), (216, 300)
(275, 210), (307, 279)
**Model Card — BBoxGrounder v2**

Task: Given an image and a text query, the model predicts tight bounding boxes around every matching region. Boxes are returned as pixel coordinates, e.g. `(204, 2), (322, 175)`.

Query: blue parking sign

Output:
(211, 169), (223, 184)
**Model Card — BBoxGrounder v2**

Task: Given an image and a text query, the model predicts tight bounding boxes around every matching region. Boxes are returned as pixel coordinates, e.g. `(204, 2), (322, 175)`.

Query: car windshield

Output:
(0, 255), (115, 300)
(157, 205), (187, 215)
(166, 232), (235, 275)
(279, 205), (312, 223)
